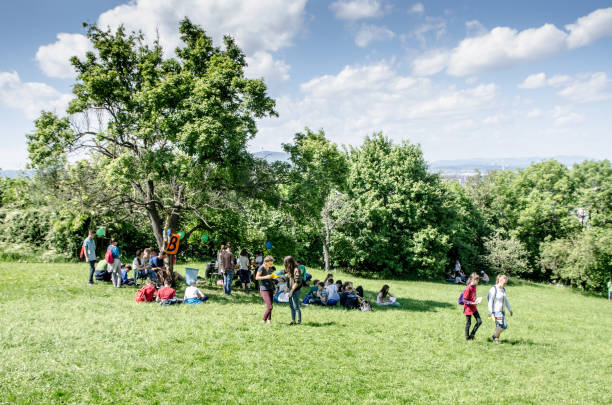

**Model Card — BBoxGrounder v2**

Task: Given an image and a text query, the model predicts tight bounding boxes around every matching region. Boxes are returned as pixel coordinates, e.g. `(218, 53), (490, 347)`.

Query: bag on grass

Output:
(360, 300), (372, 312)
(135, 288), (146, 302)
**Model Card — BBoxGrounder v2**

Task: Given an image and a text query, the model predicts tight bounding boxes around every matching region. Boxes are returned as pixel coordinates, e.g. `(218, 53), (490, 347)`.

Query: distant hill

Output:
(429, 155), (595, 175)
(0, 169), (33, 178)
(253, 151), (290, 163)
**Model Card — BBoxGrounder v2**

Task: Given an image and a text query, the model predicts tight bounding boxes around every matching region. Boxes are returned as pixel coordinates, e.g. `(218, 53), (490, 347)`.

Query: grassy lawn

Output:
(0, 262), (610, 404)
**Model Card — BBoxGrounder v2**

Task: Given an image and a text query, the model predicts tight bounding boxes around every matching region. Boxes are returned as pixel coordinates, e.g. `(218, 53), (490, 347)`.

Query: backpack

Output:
(135, 288), (146, 302)
(487, 286), (499, 311)
(105, 246), (114, 264)
(360, 300), (372, 312)
(457, 287), (468, 305)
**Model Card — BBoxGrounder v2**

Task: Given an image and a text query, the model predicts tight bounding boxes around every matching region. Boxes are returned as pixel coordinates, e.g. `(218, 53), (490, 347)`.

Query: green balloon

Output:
(201, 233), (209, 243)
(178, 231), (185, 240)
(96, 228), (105, 237)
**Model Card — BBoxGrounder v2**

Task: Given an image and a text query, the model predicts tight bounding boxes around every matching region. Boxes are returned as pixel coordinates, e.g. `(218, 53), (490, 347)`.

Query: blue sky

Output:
(1, 0), (611, 168)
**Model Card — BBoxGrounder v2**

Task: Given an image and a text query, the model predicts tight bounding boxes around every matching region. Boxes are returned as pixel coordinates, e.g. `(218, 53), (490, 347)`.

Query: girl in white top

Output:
(376, 284), (400, 307)
(488, 274), (513, 343)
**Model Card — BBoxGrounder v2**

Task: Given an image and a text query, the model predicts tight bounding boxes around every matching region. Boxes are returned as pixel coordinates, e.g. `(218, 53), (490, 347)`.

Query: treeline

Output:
(1, 131), (610, 292)
(0, 18), (610, 293)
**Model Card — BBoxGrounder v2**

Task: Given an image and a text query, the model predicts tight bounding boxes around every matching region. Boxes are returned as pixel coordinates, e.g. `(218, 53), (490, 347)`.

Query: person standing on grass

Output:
(238, 249), (251, 291)
(284, 256), (303, 325)
(107, 238), (122, 288)
(217, 244), (226, 274)
(221, 243), (235, 295)
(608, 278), (612, 301)
(463, 272), (482, 341)
(256, 255), (276, 324)
(82, 230), (97, 285)
(488, 274), (513, 343)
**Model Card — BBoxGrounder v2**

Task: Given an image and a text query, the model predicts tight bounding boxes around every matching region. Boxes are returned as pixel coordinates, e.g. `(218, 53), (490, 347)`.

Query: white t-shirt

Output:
(488, 286), (512, 314)
(325, 284), (340, 301)
(184, 286), (203, 300)
(238, 256), (249, 270)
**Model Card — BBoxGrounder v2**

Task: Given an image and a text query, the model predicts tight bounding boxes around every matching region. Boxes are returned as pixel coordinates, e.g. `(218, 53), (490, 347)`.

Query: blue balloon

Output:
(265, 241), (273, 250)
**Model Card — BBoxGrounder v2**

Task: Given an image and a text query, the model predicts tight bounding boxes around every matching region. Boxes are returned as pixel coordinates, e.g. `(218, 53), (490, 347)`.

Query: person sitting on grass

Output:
(325, 278), (339, 306)
(121, 264), (135, 286)
(184, 282), (209, 305)
(316, 281), (328, 305)
(94, 259), (111, 282)
(157, 280), (179, 305)
(133, 249), (158, 286)
(376, 285), (400, 307)
(135, 278), (157, 302)
(274, 276), (289, 303)
(480, 270), (490, 284)
(302, 279), (320, 305)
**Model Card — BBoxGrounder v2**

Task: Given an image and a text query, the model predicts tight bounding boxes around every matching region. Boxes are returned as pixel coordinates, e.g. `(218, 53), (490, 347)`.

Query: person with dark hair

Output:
(220, 244), (235, 295)
(238, 249), (251, 291)
(284, 256), (303, 325)
(255, 256), (276, 324)
(107, 238), (122, 288)
(82, 230), (97, 285)
(133, 249), (158, 285)
(463, 272), (483, 341)
(377, 285), (400, 307)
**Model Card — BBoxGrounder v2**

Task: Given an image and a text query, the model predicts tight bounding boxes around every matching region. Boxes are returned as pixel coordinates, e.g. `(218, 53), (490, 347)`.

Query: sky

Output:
(1, 0), (612, 169)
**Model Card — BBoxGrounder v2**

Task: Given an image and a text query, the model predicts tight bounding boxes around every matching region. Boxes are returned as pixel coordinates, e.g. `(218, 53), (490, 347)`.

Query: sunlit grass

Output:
(0, 262), (610, 404)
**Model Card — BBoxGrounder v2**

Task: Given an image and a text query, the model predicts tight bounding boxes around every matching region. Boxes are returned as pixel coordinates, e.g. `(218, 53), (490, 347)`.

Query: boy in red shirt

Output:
(463, 272), (482, 340)
(157, 280), (178, 305)
(135, 278), (157, 302)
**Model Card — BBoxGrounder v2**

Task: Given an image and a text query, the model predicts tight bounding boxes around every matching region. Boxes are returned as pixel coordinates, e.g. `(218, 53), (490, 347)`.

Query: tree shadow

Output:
(360, 289), (455, 312)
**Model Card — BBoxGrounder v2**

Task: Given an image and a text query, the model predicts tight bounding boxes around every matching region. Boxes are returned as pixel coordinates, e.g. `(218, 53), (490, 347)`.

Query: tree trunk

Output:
(145, 180), (164, 249)
(163, 213), (180, 287)
(322, 203), (332, 272)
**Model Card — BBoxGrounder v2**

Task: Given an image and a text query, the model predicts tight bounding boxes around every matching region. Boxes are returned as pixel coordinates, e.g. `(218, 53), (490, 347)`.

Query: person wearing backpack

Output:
(284, 256), (303, 325)
(106, 238), (122, 288)
(463, 272), (482, 341)
(488, 274), (513, 343)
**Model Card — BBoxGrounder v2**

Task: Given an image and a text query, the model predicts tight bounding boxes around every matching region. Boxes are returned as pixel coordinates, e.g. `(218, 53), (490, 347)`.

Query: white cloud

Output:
(566, 7), (612, 49)
(354, 24), (395, 47)
(413, 7), (612, 77)
(518, 72), (612, 103)
(526, 108), (543, 118)
(412, 49), (450, 76)
(557, 72), (612, 102)
(245, 51), (290, 82)
(465, 20), (487, 37)
(35, 33), (92, 79)
(329, 0), (386, 20)
(413, 16), (447, 47)
(552, 106), (585, 126)
(255, 61), (498, 151)
(96, 0), (307, 55)
(0, 72), (72, 119)
(518, 73), (548, 89)
(483, 114), (506, 124)
(409, 3), (424, 15)
(447, 24), (567, 76)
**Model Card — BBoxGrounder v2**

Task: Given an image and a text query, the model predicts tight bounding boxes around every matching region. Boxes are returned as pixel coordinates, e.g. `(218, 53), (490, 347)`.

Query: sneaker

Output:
(88, 281), (94, 285)
(492, 335), (499, 343)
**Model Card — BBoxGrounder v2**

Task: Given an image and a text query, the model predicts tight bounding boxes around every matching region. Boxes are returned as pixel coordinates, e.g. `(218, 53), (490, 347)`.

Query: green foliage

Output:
(540, 228), (612, 291)
(482, 231), (530, 276)
(331, 134), (453, 277)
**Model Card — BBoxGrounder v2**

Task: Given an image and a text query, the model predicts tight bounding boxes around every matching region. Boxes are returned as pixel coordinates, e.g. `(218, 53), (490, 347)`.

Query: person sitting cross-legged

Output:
(184, 282), (209, 305)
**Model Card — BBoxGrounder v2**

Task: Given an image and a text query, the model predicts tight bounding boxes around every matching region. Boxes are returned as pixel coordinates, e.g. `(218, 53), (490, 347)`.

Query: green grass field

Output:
(0, 262), (610, 404)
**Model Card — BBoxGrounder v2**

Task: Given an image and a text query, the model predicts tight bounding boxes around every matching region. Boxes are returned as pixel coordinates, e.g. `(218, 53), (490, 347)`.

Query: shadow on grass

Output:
(361, 289), (454, 312)
(302, 321), (338, 327)
(499, 338), (551, 347)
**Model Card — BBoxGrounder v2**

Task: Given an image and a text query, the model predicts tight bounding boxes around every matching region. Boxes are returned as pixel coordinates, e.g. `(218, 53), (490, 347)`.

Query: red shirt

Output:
(463, 284), (477, 315)
(157, 286), (176, 300)
(142, 284), (157, 302)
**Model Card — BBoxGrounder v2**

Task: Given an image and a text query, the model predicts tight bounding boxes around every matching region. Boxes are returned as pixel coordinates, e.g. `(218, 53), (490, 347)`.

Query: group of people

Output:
(83, 231), (520, 340)
(462, 272), (513, 342)
(447, 260), (489, 285)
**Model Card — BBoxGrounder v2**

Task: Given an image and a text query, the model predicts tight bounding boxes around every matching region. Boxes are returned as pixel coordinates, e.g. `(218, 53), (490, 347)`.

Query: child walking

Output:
(488, 274), (513, 343)
(463, 272), (482, 341)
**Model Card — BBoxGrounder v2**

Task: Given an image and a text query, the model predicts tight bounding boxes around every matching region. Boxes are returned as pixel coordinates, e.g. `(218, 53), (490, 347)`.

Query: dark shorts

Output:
(239, 269), (251, 283)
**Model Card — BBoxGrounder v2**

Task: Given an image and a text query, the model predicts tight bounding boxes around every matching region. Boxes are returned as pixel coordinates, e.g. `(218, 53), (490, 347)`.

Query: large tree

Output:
(26, 19), (277, 276)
